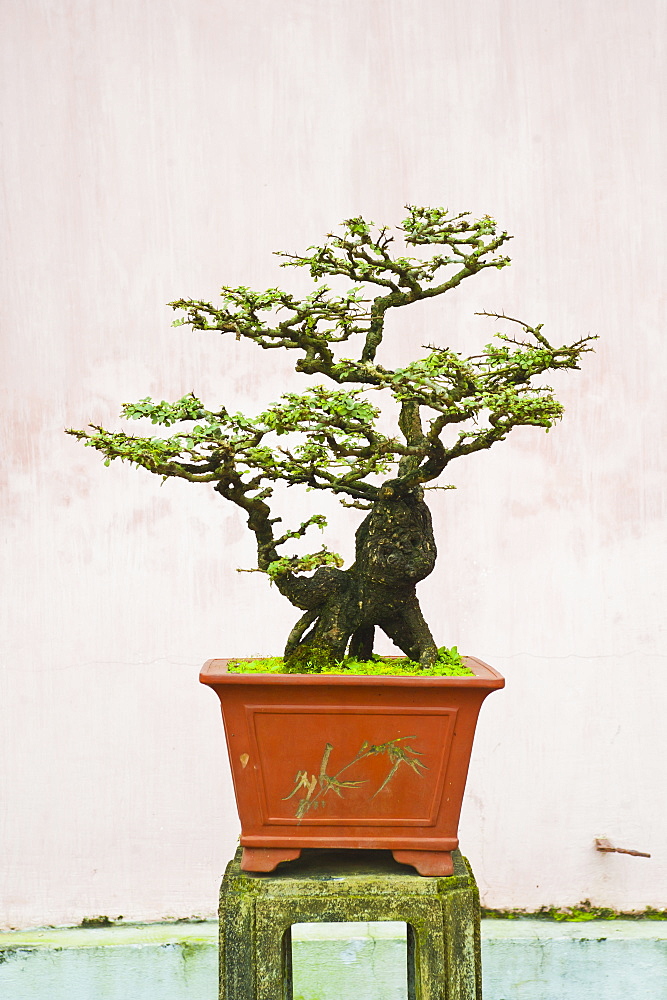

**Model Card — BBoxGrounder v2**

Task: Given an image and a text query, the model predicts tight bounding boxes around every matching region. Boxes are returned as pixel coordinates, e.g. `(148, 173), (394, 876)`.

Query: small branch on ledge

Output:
(595, 837), (651, 858)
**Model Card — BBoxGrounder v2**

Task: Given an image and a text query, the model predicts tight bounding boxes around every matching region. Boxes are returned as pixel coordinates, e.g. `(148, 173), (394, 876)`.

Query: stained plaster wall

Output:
(1, 0), (666, 929)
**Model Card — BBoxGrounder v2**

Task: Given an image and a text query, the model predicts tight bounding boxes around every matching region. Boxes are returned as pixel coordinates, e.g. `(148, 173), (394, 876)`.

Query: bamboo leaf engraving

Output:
(283, 770), (318, 800)
(282, 736), (428, 820)
(320, 775), (368, 797)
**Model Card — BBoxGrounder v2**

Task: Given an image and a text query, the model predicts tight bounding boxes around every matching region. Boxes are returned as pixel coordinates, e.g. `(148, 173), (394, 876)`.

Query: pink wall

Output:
(1, 0), (665, 928)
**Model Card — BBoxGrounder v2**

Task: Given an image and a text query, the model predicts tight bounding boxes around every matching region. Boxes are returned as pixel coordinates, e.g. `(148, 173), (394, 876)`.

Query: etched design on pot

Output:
(283, 736), (428, 821)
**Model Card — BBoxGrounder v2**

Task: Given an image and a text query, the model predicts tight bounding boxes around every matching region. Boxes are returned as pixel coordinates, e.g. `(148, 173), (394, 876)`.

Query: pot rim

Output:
(200, 655), (504, 689)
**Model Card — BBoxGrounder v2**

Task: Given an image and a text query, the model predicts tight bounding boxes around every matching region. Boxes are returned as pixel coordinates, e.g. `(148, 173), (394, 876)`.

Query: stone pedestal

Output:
(219, 847), (482, 1000)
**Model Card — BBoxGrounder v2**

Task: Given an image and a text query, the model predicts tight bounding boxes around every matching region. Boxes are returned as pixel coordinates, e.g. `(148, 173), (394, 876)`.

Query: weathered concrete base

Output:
(219, 846), (482, 1000)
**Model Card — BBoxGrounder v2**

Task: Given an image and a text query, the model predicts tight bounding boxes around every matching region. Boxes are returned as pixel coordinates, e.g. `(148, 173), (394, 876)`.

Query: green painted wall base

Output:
(0, 922), (217, 1000)
(1, 917), (667, 999)
(482, 918), (667, 999)
(291, 919), (410, 1000)
(219, 847), (482, 1000)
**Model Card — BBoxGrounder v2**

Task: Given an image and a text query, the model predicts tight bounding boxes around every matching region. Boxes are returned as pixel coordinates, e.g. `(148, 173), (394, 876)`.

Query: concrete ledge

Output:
(481, 919), (667, 1000)
(0, 922), (218, 1000)
(2, 919), (666, 1000)
(482, 917), (667, 940)
(0, 920), (218, 950)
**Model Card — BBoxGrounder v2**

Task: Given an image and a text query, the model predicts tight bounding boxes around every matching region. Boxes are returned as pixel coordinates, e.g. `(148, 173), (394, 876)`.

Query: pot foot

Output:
(392, 849), (454, 876)
(240, 847), (302, 872)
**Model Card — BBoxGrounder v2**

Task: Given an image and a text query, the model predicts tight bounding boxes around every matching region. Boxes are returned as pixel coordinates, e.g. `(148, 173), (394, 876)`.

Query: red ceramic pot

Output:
(200, 657), (503, 875)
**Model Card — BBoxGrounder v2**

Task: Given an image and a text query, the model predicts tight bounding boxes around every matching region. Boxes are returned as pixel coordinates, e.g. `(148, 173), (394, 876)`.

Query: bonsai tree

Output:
(69, 206), (594, 671)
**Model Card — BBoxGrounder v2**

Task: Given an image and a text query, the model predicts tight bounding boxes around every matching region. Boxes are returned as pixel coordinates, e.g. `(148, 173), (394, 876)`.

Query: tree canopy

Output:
(69, 206), (595, 584)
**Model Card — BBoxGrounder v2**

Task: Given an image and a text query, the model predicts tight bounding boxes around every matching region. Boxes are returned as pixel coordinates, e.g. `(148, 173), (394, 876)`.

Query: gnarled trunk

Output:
(280, 491), (439, 671)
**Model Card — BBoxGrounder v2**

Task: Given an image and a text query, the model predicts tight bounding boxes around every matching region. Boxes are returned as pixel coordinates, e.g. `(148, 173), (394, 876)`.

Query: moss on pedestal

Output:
(220, 847), (482, 1000)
